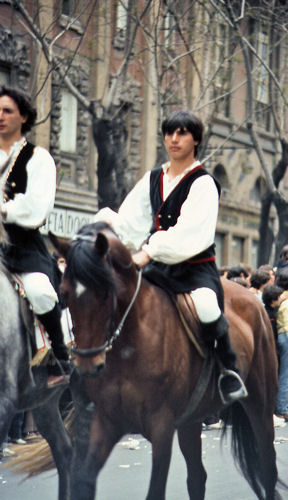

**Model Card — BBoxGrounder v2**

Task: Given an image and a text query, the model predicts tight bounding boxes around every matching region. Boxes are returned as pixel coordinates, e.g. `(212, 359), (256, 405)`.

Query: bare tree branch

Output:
(12, 0), (97, 112)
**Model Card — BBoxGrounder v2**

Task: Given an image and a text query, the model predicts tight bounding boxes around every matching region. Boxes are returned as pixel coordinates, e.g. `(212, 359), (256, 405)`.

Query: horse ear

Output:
(95, 232), (109, 257)
(48, 231), (71, 259)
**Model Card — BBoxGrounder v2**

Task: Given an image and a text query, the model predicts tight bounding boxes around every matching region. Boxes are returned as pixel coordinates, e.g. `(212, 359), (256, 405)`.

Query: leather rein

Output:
(71, 234), (142, 358)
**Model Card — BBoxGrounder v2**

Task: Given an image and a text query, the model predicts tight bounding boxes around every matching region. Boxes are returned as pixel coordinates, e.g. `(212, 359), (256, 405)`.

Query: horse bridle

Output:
(71, 236), (142, 358)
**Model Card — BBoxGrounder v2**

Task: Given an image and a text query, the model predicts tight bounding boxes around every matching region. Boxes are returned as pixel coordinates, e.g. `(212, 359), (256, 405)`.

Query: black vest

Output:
(2, 142), (58, 287)
(143, 165), (224, 308)
(149, 165), (221, 264)
(3, 141), (35, 202)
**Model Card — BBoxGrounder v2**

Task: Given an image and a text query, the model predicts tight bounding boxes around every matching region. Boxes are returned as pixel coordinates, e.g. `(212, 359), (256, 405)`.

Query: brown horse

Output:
(50, 221), (282, 500)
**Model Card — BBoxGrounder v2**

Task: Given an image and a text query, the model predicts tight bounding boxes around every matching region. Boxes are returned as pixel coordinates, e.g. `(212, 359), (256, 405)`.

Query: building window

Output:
(213, 164), (229, 198)
(0, 67), (10, 85)
(59, 91), (78, 153)
(211, 19), (231, 117)
(250, 176), (266, 206)
(60, 0), (83, 34)
(163, 11), (175, 49)
(232, 236), (244, 265)
(62, 0), (75, 17)
(0, 27), (30, 90)
(251, 240), (258, 270)
(116, 0), (128, 31)
(254, 24), (271, 130)
(113, 0), (129, 50)
(256, 31), (269, 105)
(215, 232), (225, 267)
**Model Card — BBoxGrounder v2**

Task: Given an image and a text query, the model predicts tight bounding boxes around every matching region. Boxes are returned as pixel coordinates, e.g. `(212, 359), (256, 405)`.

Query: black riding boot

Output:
(37, 304), (70, 380)
(201, 314), (248, 404)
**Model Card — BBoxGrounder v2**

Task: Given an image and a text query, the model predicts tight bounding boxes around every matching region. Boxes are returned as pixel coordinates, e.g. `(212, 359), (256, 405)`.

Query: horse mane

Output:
(66, 222), (117, 297)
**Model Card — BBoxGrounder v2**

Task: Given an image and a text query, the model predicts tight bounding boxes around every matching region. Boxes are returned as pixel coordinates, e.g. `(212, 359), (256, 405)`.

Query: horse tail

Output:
(222, 403), (275, 500)
(3, 408), (75, 478)
(3, 437), (56, 478)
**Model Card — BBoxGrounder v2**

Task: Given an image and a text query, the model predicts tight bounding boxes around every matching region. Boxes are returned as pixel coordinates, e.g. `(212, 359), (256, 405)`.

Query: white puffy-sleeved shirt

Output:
(94, 160), (219, 265)
(0, 138), (56, 229)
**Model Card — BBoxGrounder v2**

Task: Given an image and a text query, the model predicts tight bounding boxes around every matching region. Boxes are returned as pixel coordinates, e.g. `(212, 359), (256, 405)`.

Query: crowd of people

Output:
(219, 249), (288, 423)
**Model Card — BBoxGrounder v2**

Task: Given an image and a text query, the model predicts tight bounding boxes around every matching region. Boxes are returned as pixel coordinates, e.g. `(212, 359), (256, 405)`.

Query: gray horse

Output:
(0, 223), (73, 500)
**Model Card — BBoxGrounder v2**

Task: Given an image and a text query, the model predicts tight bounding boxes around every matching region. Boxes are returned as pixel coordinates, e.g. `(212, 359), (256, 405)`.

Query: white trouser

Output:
(19, 272), (58, 315)
(190, 287), (221, 324)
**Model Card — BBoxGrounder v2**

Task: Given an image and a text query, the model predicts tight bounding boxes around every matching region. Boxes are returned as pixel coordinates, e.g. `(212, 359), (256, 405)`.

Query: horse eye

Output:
(61, 288), (69, 302)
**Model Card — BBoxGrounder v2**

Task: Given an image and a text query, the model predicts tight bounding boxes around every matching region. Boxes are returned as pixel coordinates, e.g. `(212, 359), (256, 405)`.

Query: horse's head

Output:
(49, 222), (137, 377)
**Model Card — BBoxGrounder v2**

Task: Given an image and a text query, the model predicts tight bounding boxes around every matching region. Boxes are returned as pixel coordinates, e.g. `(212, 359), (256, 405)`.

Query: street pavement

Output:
(0, 419), (288, 500)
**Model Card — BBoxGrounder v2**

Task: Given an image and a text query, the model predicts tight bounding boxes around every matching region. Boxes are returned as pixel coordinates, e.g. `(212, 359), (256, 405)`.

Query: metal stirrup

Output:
(218, 369), (248, 405)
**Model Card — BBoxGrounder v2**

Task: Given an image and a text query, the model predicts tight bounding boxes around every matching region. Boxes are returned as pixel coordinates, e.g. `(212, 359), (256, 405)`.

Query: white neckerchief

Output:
(0, 138), (27, 203)
(0, 137), (26, 175)
(162, 160), (201, 200)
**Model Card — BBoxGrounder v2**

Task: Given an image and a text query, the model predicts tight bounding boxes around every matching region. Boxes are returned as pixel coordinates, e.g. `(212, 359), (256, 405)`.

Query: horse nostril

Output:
(77, 363), (106, 378)
(90, 363), (105, 378)
(97, 363), (105, 375)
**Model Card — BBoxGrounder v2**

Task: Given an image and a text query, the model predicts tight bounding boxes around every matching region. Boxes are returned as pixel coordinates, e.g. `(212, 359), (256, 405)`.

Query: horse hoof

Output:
(1, 447), (16, 457)
(275, 413), (288, 422)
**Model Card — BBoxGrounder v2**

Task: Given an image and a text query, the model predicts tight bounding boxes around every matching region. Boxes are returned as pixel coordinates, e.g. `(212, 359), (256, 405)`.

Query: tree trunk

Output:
(258, 190), (274, 265)
(258, 142), (288, 265)
(92, 110), (129, 210)
(274, 191), (288, 264)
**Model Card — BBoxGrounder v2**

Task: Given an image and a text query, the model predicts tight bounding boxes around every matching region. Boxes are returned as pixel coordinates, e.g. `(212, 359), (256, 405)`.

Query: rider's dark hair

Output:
(161, 110), (203, 157)
(0, 86), (37, 134)
(250, 269), (271, 290)
(227, 265), (249, 280)
(262, 285), (283, 308)
(276, 268), (288, 290)
(279, 244), (288, 261)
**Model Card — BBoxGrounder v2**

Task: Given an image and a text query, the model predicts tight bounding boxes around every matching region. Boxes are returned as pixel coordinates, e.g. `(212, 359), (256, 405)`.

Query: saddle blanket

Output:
(13, 274), (74, 365)
(35, 307), (74, 351)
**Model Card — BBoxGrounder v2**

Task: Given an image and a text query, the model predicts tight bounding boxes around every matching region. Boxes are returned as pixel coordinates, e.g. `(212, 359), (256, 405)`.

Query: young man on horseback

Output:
(94, 110), (247, 404)
(0, 86), (70, 387)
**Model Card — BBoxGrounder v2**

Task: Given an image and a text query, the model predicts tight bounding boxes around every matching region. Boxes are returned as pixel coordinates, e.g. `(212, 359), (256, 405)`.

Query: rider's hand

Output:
(132, 249), (150, 269)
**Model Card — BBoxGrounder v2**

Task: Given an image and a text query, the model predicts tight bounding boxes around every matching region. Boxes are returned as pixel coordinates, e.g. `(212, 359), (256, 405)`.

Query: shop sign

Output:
(40, 207), (94, 239)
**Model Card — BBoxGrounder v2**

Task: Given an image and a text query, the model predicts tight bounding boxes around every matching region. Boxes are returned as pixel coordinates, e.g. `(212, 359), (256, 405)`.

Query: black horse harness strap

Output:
(172, 294), (206, 359)
(106, 268), (143, 351)
(175, 351), (216, 428)
(171, 293), (218, 427)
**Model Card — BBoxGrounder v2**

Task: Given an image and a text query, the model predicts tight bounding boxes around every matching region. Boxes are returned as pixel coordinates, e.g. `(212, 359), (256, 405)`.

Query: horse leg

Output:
(0, 394), (16, 445)
(32, 391), (73, 500)
(145, 413), (175, 500)
(177, 421), (206, 500)
(70, 407), (120, 500)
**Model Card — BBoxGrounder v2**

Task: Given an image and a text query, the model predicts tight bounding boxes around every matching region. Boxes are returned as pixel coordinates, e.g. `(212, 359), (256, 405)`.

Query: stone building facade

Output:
(0, 1), (286, 268)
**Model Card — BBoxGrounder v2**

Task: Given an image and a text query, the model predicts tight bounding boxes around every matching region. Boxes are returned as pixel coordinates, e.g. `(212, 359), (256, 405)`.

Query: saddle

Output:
(173, 293), (206, 358)
(173, 293), (219, 427)
(13, 274), (51, 366)
(12, 274), (74, 368)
